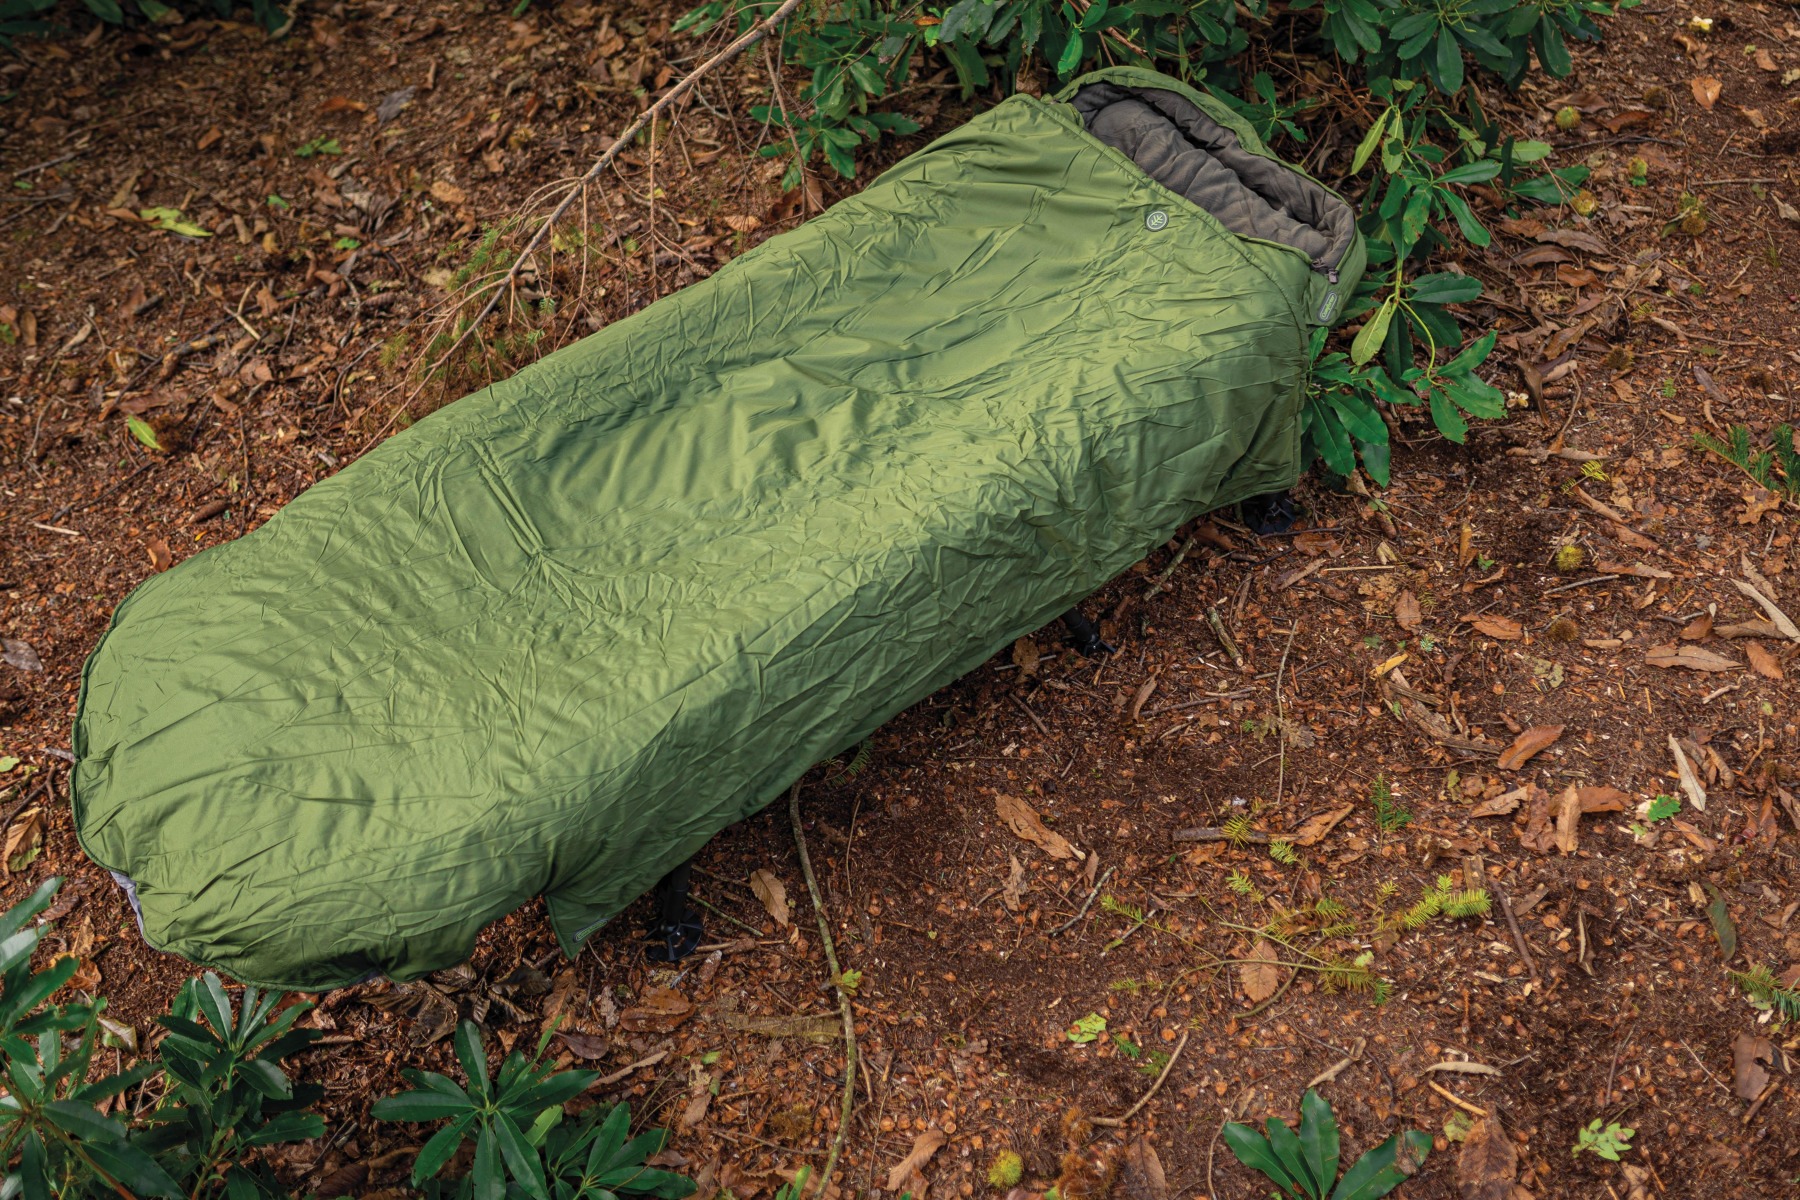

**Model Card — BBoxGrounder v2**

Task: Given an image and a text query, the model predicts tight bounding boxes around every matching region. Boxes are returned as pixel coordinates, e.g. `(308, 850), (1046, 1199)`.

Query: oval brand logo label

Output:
(1144, 210), (1168, 232)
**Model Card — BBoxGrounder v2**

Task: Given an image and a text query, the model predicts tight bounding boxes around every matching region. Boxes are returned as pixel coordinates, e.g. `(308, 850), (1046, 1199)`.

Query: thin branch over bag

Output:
(420, 0), (807, 382)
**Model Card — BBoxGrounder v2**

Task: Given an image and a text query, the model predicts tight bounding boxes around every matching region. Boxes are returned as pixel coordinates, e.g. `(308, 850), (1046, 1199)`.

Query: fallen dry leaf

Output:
(146, 538), (172, 573)
(557, 1031), (610, 1060)
(749, 869), (790, 927)
(1240, 938), (1281, 1004)
(1470, 788), (1526, 818)
(1733, 1032), (1772, 1101)
(1756, 47), (1779, 72)
(619, 986), (692, 1034)
(995, 793), (1081, 860)
(1745, 642), (1784, 680)
(1691, 75), (1722, 109)
(1553, 785), (1582, 854)
(1644, 643), (1741, 672)
(1125, 1138), (1169, 1200)
(1456, 1116), (1518, 1200)
(1679, 611), (1713, 641)
(1291, 804), (1355, 847)
(885, 1126), (948, 1191)
(1732, 578), (1800, 642)
(1012, 636), (1040, 677)
(1466, 614), (1523, 641)
(1669, 735), (1708, 811)
(3, 808), (44, 876)
(1395, 590), (1423, 632)
(1575, 786), (1631, 814)
(1001, 853), (1026, 912)
(429, 178), (468, 205)
(1497, 725), (1564, 771)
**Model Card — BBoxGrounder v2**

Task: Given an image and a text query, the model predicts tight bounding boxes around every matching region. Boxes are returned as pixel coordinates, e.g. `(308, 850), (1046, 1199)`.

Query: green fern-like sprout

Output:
(1315, 897), (1348, 920)
(841, 740), (873, 779)
(1371, 775), (1411, 832)
(1223, 814), (1254, 847)
(1101, 894), (1145, 924)
(1730, 964), (1800, 1021)
(1226, 869), (1264, 904)
(1268, 840), (1298, 866)
(1320, 952), (1386, 1001)
(1442, 889), (1492, 919)
(1695, 424), (1800, 499)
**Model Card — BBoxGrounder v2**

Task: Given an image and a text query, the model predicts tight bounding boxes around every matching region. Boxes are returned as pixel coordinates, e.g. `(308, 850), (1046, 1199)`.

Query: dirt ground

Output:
(3, 2), (1799, 1198)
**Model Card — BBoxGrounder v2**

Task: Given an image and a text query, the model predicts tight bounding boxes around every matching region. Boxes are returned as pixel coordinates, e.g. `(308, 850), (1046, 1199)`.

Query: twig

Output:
(1206, 606), (1244, 667)
(1206, 1117), (1225, 1200)
(1045, 865), (1115, 936)
(789, 782), (857, 1199)
(1493, 883), (1540, 986)
(1427, 1080), (1488, 1116)
(1091, 1031), (1189, 1127)
(1273, 622), (1298, 809)
(417, 0), (806, 383)
(1144, 689), (1258, 715)
(1173, 826), (1271, 845)
(1542, 574), (1620, 596)
(1143, 533), (1199, 603)
(1743, 1080), (1780, 1126)
(1009, 692), (1050, 737)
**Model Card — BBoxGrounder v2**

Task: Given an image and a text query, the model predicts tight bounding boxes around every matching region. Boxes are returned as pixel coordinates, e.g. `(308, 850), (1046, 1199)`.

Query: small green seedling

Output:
(1371, 776), (1411, 834)
(1225, 1087), (1431, 1199)
(1572, 1119), (1634, 1161)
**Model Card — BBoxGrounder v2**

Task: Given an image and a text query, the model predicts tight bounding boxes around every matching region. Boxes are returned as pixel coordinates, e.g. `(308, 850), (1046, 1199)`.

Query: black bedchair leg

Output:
(1240, 490), (1300, 536)
(646, 859), (704, 962)
(1061, 607), (1115, 659)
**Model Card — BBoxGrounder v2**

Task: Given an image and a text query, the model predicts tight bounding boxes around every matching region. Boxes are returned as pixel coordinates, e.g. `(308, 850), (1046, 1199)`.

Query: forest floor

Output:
(3, 2), (1799, 1198)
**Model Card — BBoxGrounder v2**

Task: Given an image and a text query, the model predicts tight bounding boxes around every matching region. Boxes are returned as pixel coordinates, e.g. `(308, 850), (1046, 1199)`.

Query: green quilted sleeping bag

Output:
(72, 67), (1363, 989)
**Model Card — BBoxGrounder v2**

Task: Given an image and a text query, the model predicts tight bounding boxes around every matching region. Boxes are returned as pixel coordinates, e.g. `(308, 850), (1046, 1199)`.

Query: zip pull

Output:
(1328, 269), (1339, 284)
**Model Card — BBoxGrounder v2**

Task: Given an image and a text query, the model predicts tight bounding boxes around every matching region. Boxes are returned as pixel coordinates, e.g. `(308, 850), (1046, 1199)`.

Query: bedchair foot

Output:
(1061, 608), (1115, 659)
(1240, 490), (1299, 536)
(646, 860), (703, 962)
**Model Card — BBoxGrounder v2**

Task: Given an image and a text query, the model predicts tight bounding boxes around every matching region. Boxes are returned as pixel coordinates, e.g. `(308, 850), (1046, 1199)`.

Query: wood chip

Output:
(1426, 1060), (1502, 1077)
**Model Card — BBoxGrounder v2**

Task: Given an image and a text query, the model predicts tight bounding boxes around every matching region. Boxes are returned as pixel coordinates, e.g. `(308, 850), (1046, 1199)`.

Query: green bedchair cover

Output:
(72, 67), (1363, 989)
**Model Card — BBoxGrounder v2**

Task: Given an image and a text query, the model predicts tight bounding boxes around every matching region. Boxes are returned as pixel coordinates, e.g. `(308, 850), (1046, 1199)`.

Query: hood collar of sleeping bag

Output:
(1053, 65), (1365, 328)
